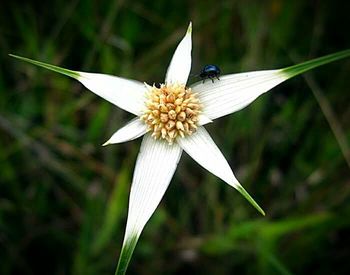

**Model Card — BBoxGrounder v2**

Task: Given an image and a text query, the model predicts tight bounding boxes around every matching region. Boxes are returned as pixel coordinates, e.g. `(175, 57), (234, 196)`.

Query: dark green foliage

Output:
(1, 0), (350, 274)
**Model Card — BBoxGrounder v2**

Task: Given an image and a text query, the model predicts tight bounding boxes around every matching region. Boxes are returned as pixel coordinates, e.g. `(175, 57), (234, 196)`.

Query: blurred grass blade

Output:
(264, 252), (293, 275)
(282, 49), (350, 78)
(303, 74), (350, 168)
(9, 54), (80, 79)
(92, 161), (130, 255)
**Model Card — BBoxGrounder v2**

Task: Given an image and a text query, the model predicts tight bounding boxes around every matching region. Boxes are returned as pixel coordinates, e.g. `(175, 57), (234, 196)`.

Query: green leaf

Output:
(92, 161), (130, 255)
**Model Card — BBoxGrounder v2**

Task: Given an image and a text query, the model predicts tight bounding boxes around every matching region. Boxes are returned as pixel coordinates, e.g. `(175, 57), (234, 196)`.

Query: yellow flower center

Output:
(141, 83), (202, 144)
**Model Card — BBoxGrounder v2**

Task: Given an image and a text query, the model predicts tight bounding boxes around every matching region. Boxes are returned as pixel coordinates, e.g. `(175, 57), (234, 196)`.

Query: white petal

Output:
(116, 135), (182, 273)
(198, 114), (213, 126)
(177, 127), (238, 186)
(191, 70), (288, 121)
(165, 22), (192, 85)
(124, 134), (182, 240)
(177, 126), (264, 215)
(103, 118), (147, 146)
(78, 72), (146, 116)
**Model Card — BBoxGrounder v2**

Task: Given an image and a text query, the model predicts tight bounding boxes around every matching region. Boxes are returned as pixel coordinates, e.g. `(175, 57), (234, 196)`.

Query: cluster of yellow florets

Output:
(141, 83), (201, 144)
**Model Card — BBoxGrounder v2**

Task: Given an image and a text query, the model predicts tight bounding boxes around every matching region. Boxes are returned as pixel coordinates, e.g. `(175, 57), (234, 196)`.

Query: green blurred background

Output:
(1, 0), (350, 274)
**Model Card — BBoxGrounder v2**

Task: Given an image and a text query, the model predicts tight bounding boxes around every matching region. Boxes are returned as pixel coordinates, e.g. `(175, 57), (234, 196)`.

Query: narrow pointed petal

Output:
(103, 118), (147, 146)
(165, 22), (192, 85)
(192, 69), (289, 121)
(10, 54), (146, 116)
(78, 72), (146, 115)
(177, 127), (265, 215)
(191, 49), (350, 122)
(116, 134), (182, 275)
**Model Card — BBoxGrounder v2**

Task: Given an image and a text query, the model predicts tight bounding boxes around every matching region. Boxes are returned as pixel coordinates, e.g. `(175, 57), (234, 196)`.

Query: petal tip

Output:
(9, 54), (81, 80)
(187, 22), (192, 34)
(236, 184), (266, 216)
(116, 233), (139, 275)
(102, 140), (110, 146)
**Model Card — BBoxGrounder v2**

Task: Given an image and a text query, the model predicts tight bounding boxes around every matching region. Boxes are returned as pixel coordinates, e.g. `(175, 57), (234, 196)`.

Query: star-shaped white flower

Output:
(11, 22), (350, 275)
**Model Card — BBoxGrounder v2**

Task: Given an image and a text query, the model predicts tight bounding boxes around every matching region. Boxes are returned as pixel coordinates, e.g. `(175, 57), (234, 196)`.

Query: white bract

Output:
(11, 22), (350, 275)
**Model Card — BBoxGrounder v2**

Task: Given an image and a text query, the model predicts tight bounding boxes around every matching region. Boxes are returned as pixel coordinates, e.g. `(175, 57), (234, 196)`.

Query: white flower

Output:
(10, 22), (350, 275)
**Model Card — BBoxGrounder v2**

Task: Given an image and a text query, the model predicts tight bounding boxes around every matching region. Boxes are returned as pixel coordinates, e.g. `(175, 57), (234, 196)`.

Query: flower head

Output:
(141, 83), (201, 144)
(10, 22), (350, 275)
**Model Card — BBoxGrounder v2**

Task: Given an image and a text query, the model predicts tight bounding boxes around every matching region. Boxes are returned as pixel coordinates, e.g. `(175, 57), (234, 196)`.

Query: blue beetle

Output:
(199, 64), (221, 83)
